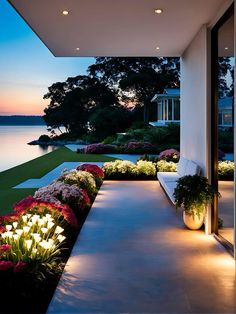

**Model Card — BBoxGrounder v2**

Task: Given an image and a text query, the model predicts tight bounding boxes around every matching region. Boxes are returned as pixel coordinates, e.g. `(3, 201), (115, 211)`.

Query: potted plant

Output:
(173, 175), (215, 230)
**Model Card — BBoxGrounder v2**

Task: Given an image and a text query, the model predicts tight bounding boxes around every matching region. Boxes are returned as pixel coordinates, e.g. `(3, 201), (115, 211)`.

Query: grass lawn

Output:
(0, 146), (115, 214)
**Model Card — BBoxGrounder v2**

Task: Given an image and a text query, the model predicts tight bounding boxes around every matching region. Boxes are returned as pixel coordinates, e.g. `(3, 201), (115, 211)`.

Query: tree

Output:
(218, 57), (233, 98)
(43, 75), (120, 136)
(89, 106), (132, 141)
(89, 57), (180, 122)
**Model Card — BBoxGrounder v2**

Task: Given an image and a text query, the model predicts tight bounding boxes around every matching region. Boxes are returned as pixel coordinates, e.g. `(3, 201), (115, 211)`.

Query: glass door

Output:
(211, 5), (234, 254)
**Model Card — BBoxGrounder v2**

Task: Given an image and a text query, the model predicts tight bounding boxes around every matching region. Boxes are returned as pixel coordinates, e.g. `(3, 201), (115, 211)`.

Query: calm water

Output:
(0, 126), (57, 172)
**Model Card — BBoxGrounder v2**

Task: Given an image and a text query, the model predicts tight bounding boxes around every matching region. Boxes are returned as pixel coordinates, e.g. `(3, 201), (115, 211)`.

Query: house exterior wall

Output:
(180, 25), (208, 175)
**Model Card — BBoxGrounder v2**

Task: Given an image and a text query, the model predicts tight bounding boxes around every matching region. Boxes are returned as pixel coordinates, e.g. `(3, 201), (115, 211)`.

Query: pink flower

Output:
(0, 213), (20, 224)
(0, 226), (6, 234)
(61, 205), (78, 227)
(0, 245), (11, 252)
(159, 149), (180, 160)
(0, 260), (14, 271)
(80, 189), (91, 209)
(85, 143), (117, 154)
(13, 261), (27, 273)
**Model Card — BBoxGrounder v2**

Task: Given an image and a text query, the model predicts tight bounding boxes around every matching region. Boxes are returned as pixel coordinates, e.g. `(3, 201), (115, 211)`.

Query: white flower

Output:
(13, 234), (19, 241)
(25, 240), (33, 250)
(55, 226), (64, 234)
(13, 222), (18, 229)
(23, 226), (30, 233)
(15, 229), (23, 236)
(41, 227), (48, 234)
(6, 225), (12, 231)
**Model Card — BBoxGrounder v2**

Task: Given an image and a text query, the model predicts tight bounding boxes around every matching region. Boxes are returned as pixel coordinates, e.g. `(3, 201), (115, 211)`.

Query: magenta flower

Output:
(159, 149), (180, 160)
(0, 245), (12, 252)
(13, 261), (27, 273)
(0, 260), (14, 271)
(77, 164), (104, 178)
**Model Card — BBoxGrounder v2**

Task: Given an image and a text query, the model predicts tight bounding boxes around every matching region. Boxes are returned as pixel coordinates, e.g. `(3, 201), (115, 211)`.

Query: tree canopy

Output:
(43, 57), (181, 141)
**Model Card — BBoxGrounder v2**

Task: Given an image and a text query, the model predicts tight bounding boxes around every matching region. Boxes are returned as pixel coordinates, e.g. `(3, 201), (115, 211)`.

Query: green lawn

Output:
(0, 147), (115, 214)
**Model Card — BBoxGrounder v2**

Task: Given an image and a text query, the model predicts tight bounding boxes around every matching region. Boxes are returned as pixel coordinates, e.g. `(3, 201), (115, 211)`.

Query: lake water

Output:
(0, 126), (57, 172)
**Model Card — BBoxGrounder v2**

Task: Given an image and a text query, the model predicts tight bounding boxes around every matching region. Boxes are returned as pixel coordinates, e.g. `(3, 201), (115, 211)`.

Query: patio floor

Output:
(47, 181), (236, 314)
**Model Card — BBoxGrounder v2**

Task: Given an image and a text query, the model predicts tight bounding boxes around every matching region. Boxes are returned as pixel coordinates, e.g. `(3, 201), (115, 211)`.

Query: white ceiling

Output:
(9, 0), (229, 57)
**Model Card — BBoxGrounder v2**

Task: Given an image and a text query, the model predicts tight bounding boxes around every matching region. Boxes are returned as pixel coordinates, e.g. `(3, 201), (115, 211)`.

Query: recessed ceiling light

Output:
(76, 47), (80, 51)
(156, 47), (160, 50)
(62, 10), (69, 15)
(155, 8), (163, 14)
(225, 47), (229, 50)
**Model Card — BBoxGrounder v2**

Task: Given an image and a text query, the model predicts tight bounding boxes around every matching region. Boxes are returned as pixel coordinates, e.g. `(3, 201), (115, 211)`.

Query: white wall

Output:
(180, 25), (209, 175)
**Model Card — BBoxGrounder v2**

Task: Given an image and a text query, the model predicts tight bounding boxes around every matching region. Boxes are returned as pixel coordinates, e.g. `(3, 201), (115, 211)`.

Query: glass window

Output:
(223, 110), (232, 125)
(218, 112), (223, 126)
(157, 102), (163, 120)
(174, 99), (180, 120)
(168, 99), (173, 120)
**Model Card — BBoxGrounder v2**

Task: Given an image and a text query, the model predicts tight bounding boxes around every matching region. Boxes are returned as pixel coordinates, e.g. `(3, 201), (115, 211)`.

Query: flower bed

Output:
(82, 141), (158, 155)
(103, 160), (156, 179)
(0, 163), (104, 314)
(123, 141), (157, 154)
(84, 143), (118, 154)
(156, 160), (177, 172)
(218, 161), (234, 180)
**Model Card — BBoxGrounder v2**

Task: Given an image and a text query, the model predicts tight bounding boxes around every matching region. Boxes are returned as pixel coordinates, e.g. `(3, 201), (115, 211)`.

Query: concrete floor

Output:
(47, 181), (236, 314)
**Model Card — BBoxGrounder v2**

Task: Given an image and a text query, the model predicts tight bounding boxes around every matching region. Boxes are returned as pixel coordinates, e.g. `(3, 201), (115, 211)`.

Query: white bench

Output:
(157, 157), (201, 204)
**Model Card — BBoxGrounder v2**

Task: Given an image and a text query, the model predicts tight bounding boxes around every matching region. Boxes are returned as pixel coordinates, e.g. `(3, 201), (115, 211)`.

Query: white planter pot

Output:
(183, 211), (204, 230)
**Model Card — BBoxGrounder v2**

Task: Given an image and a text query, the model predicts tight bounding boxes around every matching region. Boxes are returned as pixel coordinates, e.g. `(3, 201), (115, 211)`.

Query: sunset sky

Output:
(0, 1), (94, 115)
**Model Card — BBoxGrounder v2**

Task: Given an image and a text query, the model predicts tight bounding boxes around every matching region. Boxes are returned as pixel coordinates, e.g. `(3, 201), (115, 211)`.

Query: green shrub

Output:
(103, 160), (156, 179)
(218, 161), (234, 180)
(136, 160), (156, 177)
(156, 160), (177, 172)
(174, 175), (215, 218)
(58, 170), (97, 197)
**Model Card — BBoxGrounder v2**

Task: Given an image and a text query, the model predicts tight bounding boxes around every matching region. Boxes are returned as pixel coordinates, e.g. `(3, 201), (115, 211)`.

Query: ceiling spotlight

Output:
(76, 47), (80, 51)
(62, 10), (69, 15)
(156, 47), (160, 50)
(225, 47), (229, 50)
(155, 8), (163, 14)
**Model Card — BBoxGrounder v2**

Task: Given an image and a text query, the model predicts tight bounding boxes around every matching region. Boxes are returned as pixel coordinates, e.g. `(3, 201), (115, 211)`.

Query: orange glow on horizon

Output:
(0, 85), (49, 115)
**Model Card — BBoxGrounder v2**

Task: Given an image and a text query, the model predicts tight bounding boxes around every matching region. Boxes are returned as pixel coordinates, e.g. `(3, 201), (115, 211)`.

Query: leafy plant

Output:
(58, 170), (97, 197)
(84, 143), (118, 154)
(103, 160), (156, 179)
(156, 160), (177, 172)
(218, 161), (234, 180)
(174, 175), (215, 218)
(124, 141), (157, 154)
(77, 164), (104, 187)
(136, 160), (156, 177)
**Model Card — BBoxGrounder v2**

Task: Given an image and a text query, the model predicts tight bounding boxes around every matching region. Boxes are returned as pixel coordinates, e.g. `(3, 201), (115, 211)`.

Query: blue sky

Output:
(0, 0), (94, 115)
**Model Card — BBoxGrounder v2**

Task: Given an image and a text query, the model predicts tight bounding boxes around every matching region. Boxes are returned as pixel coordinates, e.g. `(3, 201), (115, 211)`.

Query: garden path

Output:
(14, 162), (104, 188)
(47, 181), (236, 314)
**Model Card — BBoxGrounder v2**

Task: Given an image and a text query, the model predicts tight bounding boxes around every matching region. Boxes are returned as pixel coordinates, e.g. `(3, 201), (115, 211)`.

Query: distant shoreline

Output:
(0, 115), (45, 126)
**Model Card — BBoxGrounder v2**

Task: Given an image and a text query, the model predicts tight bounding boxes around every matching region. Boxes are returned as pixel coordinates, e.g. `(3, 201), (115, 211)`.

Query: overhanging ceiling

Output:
(8, 0), (229, 57)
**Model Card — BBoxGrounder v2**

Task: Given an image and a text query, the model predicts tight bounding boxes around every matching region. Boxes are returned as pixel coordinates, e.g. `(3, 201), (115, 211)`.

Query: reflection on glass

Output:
(217, 14), (234, 245)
